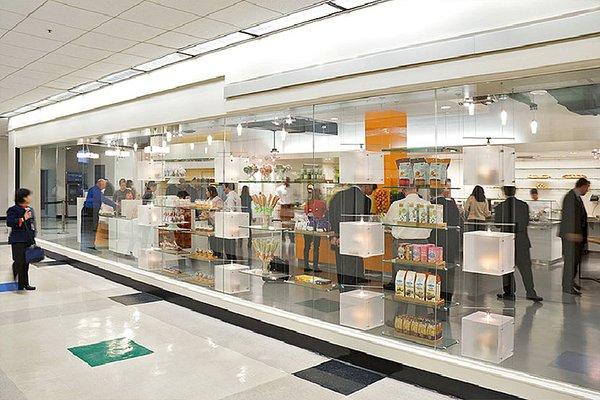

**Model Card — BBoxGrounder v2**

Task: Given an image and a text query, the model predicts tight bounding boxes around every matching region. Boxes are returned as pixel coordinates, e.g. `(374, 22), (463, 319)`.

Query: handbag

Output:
(23, 216), (45, 264)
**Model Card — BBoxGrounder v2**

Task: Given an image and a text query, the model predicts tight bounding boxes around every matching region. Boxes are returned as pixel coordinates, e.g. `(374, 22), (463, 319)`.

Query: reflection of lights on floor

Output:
(206, 338), (219, 349)
(236, 366), (248, 383)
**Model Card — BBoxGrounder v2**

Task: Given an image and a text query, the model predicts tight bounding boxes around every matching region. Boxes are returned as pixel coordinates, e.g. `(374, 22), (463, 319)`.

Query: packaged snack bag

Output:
(412, 158), (429, 187)
(398, 202), (409, 222)
(417, 203), (428, 224)
(395, 270), (407, 297)
(428, 204), (444, 224)
(415, 273), (427, 301)
(426, 274), (441, 302)
(396, 158), (413, 186)
(412, 244), (421, 262)
(404, 271), (416, 298)
(407, 202), (418, 223)
(428, 246), (443, 264)
(397, 243), (407, 260)
(427, 158), (450, 188)
(420, 244), (431, 263)
(405, 244), (413, 261)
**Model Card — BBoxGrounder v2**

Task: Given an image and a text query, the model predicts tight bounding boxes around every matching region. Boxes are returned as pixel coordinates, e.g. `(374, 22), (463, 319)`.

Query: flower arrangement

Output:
(251, 194), (280, 226)
(253, 237), (280, 273)
(243, 164), (258, 180)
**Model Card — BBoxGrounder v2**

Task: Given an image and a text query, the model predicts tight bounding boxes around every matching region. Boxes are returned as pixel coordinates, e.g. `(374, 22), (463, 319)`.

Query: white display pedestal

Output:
(463, 231), (515, 275)
(108, 218), (137, 256)
(138, 248), (165, 270)
(461, 311), (514, 364)
(215, 263), (250, 294)
(339, 289), (384, 330)
(339, 221), (384, 258)
(138, 205), (162, 227)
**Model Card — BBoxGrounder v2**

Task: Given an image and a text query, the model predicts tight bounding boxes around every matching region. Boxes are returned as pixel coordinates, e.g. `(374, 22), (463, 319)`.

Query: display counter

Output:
(527, 220), (562, 265)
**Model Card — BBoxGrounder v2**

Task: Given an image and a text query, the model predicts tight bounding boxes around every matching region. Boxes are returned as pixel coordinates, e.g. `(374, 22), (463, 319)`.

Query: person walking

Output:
(559, 178), (590, 295)
(303, 186), (327, 273)
(6, 188), (37, 290)
(81, 179), (117, 250)
(240, 186), (253, 262)
(464, 185), (491, 231)
(494, 186), (543, 302)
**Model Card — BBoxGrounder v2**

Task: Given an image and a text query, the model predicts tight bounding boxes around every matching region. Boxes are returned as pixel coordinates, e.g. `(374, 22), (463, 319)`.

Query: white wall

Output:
(0, 138), (8, 217)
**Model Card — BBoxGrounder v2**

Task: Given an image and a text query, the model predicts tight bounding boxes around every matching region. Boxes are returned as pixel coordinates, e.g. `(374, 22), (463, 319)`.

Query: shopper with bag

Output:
(6, 188), (43, 291)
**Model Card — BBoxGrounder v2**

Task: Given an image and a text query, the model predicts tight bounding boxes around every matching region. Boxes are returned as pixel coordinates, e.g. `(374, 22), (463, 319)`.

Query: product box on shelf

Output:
(214, 211), (250, 239)
(463, 231), (515, 275)
(339, 221), (384, 258)
(463, 146), (515, 186)
(215, 263), (250, 294)
(339, 289), (384, 331)
(339, 151), (384, 184)
(461, 311), (514, 364)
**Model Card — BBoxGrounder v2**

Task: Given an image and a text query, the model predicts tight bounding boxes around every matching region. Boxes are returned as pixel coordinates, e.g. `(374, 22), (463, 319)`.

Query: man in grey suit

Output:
(559, 178), (590, 295)
(494, 186), (542, 302)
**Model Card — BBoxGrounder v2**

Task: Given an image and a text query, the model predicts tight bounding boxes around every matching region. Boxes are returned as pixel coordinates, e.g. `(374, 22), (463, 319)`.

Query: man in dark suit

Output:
(494, 186), (542, 302)
(559, 178), (590, 295)
(429, 180), (462, 302)
(328, 185), (372, 288)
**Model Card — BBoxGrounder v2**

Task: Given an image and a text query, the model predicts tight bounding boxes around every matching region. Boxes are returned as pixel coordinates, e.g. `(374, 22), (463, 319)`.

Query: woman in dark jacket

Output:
(6, 188), (37, 290)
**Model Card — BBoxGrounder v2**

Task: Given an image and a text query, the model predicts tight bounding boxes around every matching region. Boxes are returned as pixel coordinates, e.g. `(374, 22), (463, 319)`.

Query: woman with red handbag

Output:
(6, 188), (38, 291)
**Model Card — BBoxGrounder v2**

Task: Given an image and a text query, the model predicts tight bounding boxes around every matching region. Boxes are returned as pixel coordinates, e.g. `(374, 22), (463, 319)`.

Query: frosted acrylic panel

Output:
(138, 248), (164, 270)
(215, 263), (250, 294)
(463, 231), (515, 275)
(137, 160), (163, 180)
(339, 221), (384, 258)
(214, 156), (247, 183)
(120, 199), (141, 219)
(461, 311), (514, 364)
(339, 151), (384, 184)
(214, 211), (250, 239)
(340, 290), (384, 330)
(138, 205), (162, 226)
(108, 219), (136, 255)
(463, 146), (515, 185)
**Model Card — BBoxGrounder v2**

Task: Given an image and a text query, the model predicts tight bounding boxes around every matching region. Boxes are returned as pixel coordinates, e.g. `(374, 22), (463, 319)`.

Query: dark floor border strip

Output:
(43, 249), (520, 400)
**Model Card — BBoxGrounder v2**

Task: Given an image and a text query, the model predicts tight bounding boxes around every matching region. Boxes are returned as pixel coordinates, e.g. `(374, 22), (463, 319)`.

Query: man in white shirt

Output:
(223, 183), (242, 212)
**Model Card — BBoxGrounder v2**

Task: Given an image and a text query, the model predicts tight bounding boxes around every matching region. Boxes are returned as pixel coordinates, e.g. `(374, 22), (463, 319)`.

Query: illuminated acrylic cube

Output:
(138, 248), (164, 270)
(215, 263), (250, 294)
(120, 199), (141, 219)
(214, 155), (247, 183)
(461, 311), (514, 364)
(340, 289), (384, 330)
(339, 151), (384, 184)
(214, 211), (250, 239)
(463, 146), (515, 186)
(137, 205), (162, 227)
(339, 221), (384, 258)
(462, 231), (515, 275)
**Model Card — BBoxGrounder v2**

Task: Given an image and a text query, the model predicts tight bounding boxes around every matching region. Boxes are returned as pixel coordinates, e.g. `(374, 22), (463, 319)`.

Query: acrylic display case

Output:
(463, 146), (515, 186)
(340, 289), (384, 331)
(214, 212), (250, 239)
(461, 312), (514, 364)
(339, 151), (384, 184)
(339, 221), (384, 258)
(138, 205), (162, 227)
(214, 155), (247, 183)
(462, 231), (515, 275)
(215, 263), (250, 294)
(120, 199), (141, 219)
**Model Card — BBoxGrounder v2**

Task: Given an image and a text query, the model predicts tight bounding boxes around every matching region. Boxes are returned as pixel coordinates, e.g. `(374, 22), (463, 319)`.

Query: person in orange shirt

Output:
(303, 186), (327, 273)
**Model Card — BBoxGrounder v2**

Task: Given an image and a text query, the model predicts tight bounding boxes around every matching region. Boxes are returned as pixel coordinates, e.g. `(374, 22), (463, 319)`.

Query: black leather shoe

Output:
(526, 295), (543, 302)
(563, 289), (581, 296)
(24, 285), (36, 291)
(497, 293), (516, 301)
(574, 283), (582, 291)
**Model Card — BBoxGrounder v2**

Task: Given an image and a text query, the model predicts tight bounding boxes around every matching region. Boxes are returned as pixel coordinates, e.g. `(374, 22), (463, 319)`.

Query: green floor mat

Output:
(68, 337), (153, 367)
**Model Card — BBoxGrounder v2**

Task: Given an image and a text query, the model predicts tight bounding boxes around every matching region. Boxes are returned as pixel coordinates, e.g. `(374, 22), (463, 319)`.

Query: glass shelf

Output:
(239, 268), (290, 280)
(383, 185), (460, 190)
(294, 230), (335, 237)
(384, 293), (446, 308)
(238, 179), (333, 184)
(285, 277), (338, 291)
(383, 221), (458, 230)
(380, 326), (458, 349)
(155, 248), (191, 257)
(240, 225), (290, 232)
(382, 259), (450, 271)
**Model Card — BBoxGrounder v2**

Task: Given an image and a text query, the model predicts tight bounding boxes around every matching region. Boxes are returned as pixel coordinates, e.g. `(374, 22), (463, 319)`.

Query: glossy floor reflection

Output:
(0, 240), (453, 400)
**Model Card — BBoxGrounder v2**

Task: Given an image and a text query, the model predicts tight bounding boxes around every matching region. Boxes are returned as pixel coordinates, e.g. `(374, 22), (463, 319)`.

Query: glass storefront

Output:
(30, 68), (600, 393)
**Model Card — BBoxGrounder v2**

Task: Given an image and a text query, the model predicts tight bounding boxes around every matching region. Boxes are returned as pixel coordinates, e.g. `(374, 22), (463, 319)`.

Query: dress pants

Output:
(11, 242), (31, 288)
(561, 238), (582, 290)
(502, 247), (536, 296)
(303, 234), (321, 270)
(81, 207), (99, 249)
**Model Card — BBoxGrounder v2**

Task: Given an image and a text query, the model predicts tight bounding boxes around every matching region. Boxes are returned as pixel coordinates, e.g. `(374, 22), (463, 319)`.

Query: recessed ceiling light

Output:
(135, 53), (191, 72)
(440, 105), (451, 110)
(244, 4), (339, 36)
(69, 81), (108, 94)
(99, 69), (144, 83)
(47, 91), (78, 102)
(332, 0), (376, 9)
(181, 32), (252, 56)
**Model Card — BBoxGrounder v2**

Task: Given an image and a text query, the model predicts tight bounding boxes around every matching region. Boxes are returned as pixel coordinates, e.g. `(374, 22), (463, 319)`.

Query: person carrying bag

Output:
(7, 188), (42, 291)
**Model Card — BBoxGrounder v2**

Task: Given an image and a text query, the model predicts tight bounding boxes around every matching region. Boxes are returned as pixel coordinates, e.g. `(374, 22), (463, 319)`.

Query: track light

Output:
(133, 142), (138, 151)
(500, 109), (507, 126)
(237, 123), (242, 137)
(530, 119), (538, 135)
(207, 134), (213, 146)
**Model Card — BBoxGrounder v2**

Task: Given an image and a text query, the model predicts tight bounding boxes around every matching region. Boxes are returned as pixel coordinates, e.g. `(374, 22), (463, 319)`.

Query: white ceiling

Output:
(0, 0), (326, 114)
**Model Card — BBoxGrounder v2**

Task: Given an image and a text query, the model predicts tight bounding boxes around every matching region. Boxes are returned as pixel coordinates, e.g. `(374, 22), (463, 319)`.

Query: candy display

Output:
(394, 315), (443, 341)
(186, 272), (215, 287)
(373, 187), (390, 214)
(259, 164), (273, 179)
(394, 269), (442, 303)
(395, 157), (450, 187)
(397, 243), (444, 265)
(274, 164), (292, 180)
(395, 203), (445, 226)
(293, 275), (332, 286)
(189, 248), (218, 261)
(251, 193), (280, 226)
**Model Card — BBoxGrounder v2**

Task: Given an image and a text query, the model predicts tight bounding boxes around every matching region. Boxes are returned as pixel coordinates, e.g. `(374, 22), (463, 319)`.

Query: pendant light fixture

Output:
(133, 142), (138, 151)
(530, 93), (538, 135)
(190, 142), (195, 150)
(237, 123), (243, 136)
(500, 109), (508, 126)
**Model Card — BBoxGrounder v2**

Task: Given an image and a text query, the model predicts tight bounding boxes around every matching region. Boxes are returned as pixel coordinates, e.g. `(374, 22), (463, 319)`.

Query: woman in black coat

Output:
(6, 188), (37, 290)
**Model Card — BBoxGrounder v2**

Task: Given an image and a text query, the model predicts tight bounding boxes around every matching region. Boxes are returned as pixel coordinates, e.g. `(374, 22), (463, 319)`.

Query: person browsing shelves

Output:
(81, 179), (117, 250)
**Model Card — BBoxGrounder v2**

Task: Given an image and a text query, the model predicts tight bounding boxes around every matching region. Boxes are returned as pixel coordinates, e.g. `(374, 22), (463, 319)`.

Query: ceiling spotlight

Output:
(530, 119), (538, 135)
(237, 123), (243, 136)
(281, 127), (287, 141)
(440, 105), (451, 111)
(467, 102), (475, 116)
(166, 131), (172, 142)
(133, 142), (138, 151)
(190, 142), (195, 150)
(207, 134), (213, 146)
(500, 109), (508, 126)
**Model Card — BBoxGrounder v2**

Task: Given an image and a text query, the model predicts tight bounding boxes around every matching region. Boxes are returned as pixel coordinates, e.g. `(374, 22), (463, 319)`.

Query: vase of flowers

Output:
(251, 194), (280, 227)
(253, 237), (280, 274)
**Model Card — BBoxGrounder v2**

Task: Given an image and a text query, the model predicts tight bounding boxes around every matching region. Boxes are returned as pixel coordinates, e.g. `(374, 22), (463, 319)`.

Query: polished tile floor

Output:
(0, 242), (453, 400)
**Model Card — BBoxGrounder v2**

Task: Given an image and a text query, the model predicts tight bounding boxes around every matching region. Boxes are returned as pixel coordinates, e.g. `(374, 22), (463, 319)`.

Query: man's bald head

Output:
(97, 179), (107, 190)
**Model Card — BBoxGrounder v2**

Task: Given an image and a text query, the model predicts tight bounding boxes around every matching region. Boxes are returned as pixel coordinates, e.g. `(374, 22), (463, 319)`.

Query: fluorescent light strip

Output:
(245, 4), (339, 36)
(70, 81), (108, 94)
(0, 111), (17, 118)
(99, 69), (144, 83)
(47, 91), (78, 102)
(13, 104), (37, 113)
(332, 0), (377, 8)
(28, 99), (56, 108)
(181, 32), (252, 56)
(135, 53), (191, 72)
